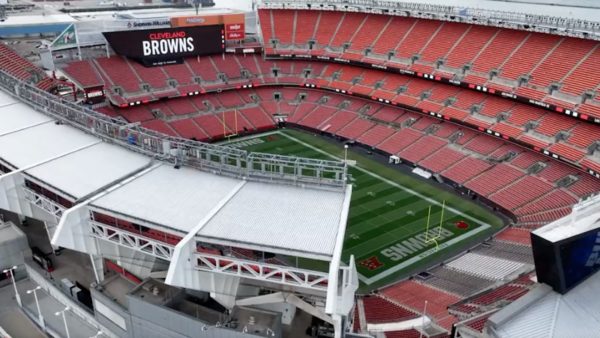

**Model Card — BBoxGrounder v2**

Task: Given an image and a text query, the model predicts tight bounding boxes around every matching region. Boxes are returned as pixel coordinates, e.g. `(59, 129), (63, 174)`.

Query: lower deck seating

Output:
(362, 296), (418, 324)
(445, 253), (525, 281)
(449, 274), (535, 319)
(385, 329), (422, 338)
(0, 43), (58, 91)
(474, 241), (534, 265)
(418, 239), (534, 298)
(422, 266), (494, 297)
(382, 280), (460, 330)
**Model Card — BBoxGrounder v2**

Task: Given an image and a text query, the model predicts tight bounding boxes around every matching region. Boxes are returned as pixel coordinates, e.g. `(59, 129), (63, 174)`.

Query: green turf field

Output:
(225, 128), (505, 291)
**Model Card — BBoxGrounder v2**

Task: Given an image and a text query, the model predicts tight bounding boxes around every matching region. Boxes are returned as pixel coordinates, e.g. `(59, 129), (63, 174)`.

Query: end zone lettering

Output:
(381, 228), (454, 261)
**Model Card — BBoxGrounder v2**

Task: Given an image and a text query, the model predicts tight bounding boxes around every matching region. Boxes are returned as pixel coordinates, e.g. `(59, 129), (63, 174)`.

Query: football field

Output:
(225, 128), (504, 291)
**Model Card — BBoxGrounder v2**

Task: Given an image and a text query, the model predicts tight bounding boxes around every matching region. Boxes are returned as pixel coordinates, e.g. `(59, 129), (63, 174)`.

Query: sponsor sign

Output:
(84, 85), (105, 104)
(170, 13), (245, 41)
(225, 22), (245, 40)
(126, 20), (171, 29)
(51, 24), (77, 50)
(226, 31), (244, 40)
(103, 26), (224, 66)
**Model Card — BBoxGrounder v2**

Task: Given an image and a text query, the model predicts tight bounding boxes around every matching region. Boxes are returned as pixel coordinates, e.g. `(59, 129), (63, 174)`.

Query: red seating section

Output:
(0, 43), (58, 91)
(260, 9), (600, 118)
(63, 60), (104, 88)
(494, 228), (533, 246)
(361, 296), (418, 324)
(382, 280), (460, 330)
(92, 212), (182, 246)
(449, 274), (535, 318)
(64, 54), (600, 176)
(385, 329), (422, 338)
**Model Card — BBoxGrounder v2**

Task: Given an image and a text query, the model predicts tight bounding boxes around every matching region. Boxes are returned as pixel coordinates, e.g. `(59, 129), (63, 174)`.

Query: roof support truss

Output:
(194, 252), (329, 292)
(90, 220), (175, 261)
(22, 185), (65, 222)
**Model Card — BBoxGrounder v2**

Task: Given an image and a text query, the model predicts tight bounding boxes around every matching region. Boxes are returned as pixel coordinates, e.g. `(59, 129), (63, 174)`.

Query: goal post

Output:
(222, 109), (239, 140)
(424, 200), (446, 251)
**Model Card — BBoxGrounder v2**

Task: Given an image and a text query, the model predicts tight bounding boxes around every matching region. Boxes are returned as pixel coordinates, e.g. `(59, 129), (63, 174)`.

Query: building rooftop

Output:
(487, 271), (600, 337)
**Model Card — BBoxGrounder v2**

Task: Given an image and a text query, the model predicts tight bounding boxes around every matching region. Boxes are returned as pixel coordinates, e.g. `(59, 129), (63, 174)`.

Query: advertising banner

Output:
(225, 23), (244, 40)
(170, 13), (245, 41)
(51, 23), (78, 50)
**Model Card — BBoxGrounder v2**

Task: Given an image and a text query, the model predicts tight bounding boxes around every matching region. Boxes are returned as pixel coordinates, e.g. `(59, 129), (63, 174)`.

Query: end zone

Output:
(357, 223), (491, 284)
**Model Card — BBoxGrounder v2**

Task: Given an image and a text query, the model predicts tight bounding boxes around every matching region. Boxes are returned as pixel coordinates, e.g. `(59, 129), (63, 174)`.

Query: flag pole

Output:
(419, 300), (428, 338)
(73, 23), (82, 61)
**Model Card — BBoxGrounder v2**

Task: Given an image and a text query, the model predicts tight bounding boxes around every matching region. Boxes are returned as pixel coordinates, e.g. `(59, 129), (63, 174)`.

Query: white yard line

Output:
(281, 131), (492, 228)
(218, 130), (281, 146)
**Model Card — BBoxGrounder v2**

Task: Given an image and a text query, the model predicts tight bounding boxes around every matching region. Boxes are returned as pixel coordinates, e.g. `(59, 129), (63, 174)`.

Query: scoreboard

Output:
(532, 225), (600, 294)
(103, 25), (225, 66)
(102, 12), (244, 67)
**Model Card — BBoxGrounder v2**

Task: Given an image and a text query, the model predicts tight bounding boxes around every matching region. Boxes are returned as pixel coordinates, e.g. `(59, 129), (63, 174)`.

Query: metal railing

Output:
(0, 70), (347, 190)
(194, 252), (330, 292)
(261, 0), (600, 40)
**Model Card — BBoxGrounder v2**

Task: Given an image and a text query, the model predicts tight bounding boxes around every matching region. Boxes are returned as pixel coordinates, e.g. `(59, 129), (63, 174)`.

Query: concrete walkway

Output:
(1, 278), (104, 338)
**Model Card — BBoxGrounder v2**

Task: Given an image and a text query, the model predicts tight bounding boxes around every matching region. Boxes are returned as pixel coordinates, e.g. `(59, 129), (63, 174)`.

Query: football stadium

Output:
(0, 0), (599, 337)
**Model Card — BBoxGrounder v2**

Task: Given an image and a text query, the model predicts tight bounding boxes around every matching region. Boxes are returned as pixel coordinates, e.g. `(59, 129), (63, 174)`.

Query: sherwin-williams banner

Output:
(103, 25), (224, 66)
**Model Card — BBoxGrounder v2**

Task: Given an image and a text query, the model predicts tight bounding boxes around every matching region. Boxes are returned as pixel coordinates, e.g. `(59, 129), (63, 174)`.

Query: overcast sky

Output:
(213, 0), (255, 12)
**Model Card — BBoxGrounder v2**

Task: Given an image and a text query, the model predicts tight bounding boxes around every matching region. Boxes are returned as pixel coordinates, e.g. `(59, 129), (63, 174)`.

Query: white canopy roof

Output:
(0, 96), (53, 136)
(26, 143), (150, 199)
(0, 88), (349, 258)
(0, 121), (100, 169)
(0, 14), (76, 26)
(91, 165), (243, 233)
(197, 182), (348, 257)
